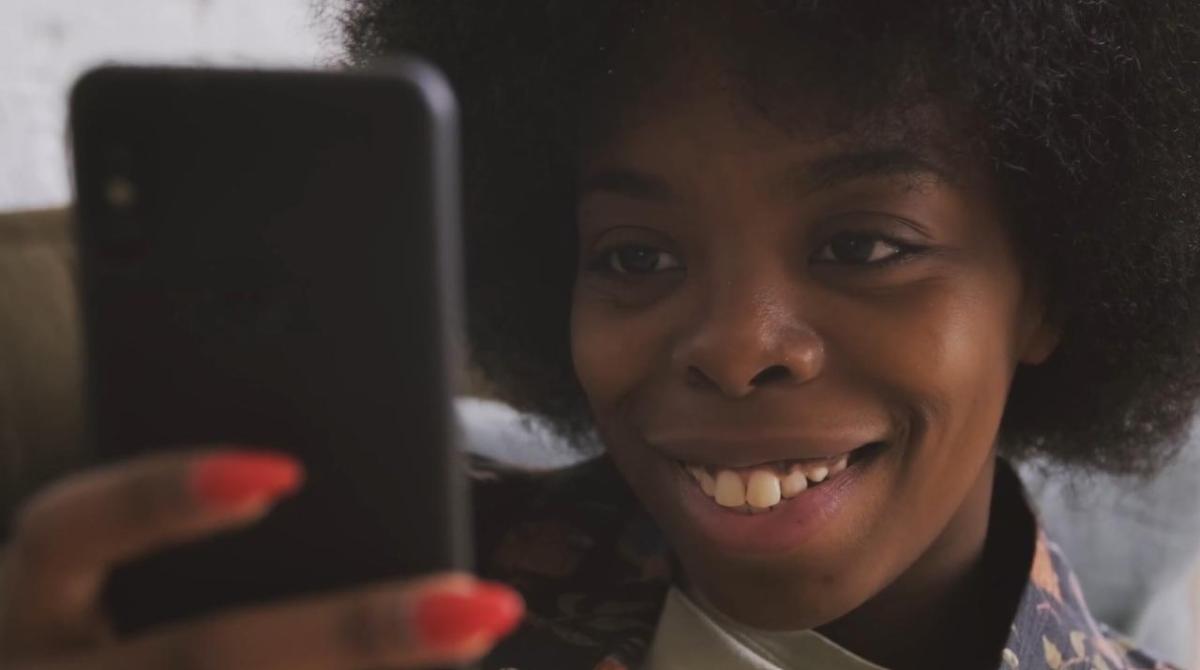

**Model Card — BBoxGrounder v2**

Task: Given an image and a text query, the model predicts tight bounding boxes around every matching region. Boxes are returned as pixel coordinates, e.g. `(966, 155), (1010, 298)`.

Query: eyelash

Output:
(587, 245), (683, 276)
(811, 231), (925, 267)
(588, 233), (924, 277)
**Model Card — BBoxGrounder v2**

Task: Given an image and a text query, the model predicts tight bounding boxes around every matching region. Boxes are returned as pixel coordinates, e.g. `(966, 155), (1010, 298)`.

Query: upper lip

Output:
(635, 387), (894, 468)
(645, 432), (886, 469)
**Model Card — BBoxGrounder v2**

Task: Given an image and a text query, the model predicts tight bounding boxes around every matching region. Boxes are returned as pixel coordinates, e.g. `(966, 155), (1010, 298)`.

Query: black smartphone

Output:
(69, 60), (471, 635)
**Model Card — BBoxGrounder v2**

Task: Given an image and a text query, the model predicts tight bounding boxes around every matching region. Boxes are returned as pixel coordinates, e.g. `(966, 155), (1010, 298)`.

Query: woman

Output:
(3, 1), (1199, 668)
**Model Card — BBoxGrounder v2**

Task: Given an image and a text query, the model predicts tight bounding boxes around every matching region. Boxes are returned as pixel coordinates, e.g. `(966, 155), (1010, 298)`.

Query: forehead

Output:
(578, 8), (984, 189)
(580, 50), (976, 202)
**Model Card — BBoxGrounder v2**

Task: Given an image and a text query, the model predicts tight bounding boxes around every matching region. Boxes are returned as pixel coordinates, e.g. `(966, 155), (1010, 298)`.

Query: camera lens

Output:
(105, 175), (137, 209)
(96, 173), (148, 263)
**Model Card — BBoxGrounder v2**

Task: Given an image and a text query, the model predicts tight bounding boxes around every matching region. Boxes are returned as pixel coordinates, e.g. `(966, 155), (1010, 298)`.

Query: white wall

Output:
(0, 0), (340, 211)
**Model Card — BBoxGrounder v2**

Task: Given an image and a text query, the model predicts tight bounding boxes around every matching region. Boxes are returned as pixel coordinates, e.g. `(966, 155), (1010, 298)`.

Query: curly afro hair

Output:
(341, 0), (1200, 475)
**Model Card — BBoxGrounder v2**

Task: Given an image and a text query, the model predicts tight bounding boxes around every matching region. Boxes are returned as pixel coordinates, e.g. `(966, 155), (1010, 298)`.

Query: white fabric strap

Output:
(644, 586), (888, 670)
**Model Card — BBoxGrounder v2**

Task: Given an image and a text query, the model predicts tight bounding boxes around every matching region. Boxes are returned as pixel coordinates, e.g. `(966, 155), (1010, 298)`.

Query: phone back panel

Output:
(70, 63), (469, 633)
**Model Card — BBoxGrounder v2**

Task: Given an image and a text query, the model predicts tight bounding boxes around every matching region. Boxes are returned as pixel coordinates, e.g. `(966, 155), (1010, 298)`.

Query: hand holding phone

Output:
(0, 447), (524, 669)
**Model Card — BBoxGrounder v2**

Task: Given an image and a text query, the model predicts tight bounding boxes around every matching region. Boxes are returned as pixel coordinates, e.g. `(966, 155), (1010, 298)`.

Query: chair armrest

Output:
(0, 208), (85, 535)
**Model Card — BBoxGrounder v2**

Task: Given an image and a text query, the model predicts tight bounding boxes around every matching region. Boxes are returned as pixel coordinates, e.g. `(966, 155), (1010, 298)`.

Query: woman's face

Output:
(570, 53), (1059, 629)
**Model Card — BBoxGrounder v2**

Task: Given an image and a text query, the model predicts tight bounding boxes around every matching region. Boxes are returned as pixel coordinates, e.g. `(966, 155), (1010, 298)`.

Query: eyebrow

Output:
(580, 169), (674, 201)
(580, 147), (951, 202)
(798, 148), (950, 192)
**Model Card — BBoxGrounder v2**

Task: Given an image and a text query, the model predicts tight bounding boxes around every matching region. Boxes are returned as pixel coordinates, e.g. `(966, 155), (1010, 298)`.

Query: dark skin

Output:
(571, 44), (1061, 670)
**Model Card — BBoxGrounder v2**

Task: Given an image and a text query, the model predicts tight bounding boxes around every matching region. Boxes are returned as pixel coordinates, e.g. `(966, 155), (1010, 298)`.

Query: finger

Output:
(11, 448), (302, 581)
(2, 448), (302, 653)
(17, 573), (524, 670)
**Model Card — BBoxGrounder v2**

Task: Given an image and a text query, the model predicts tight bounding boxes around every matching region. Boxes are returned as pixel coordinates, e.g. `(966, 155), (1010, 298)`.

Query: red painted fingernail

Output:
(413, 581), (525, 650)
(191, 451), (304, 509)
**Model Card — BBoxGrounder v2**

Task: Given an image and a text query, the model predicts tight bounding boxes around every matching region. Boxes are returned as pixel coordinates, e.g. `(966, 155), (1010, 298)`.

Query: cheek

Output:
(570, 286), (676, 417)
(840, 275), (1022, 479)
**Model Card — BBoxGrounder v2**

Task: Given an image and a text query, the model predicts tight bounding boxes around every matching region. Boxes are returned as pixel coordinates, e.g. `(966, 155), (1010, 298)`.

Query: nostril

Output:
(685, 366), (711, 388)
(750, 364), (792, 386)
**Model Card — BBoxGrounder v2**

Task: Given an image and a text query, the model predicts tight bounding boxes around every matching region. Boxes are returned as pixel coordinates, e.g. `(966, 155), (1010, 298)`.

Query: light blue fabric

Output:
(456, 397), (1198, 666)
(456, 396), (600, 468)
(1017, 429), (1200, 667)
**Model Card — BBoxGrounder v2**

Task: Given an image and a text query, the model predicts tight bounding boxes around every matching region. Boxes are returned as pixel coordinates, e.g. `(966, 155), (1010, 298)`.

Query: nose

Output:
(672, 279), (825, 398)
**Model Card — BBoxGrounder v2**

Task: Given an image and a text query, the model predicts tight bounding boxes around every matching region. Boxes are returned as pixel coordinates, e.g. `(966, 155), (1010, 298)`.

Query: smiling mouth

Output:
(675, 442), (886, 514)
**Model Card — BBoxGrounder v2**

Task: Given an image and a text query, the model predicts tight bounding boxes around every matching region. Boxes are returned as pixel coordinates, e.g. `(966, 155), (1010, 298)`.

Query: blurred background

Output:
(0, 0), (340, 212)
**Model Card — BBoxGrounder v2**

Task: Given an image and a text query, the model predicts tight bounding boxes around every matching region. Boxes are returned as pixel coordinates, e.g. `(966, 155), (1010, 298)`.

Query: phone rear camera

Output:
(97, 174), (148, 263)
(105, 175), (137, 209)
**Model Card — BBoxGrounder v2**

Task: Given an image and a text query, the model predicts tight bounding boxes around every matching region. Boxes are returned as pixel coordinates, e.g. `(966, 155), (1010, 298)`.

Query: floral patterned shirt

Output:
(468, 454), (1180, 670)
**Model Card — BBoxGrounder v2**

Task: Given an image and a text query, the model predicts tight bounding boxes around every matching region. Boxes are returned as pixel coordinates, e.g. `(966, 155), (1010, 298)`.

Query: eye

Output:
(814, 232), (911, 265)
(602, 245), (683, 275)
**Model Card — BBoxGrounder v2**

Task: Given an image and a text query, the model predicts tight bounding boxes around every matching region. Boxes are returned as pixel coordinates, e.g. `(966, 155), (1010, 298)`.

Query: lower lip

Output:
(667, 447), (878, 556)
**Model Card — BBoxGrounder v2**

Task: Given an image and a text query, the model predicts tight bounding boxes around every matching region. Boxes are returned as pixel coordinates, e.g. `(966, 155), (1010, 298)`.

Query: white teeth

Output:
(714, 470), (746, 507)
(781, 468), (808, 497)
(829, 455), (848, 475)
(684, 450), (857, 510)
(745, 470), (782, 508)
(688, 466), (717, 496)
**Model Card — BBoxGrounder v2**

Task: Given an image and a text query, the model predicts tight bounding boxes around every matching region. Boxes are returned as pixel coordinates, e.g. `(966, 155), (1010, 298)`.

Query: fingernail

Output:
(413, 581), (525, 650)
(191, 451), (304, 509)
